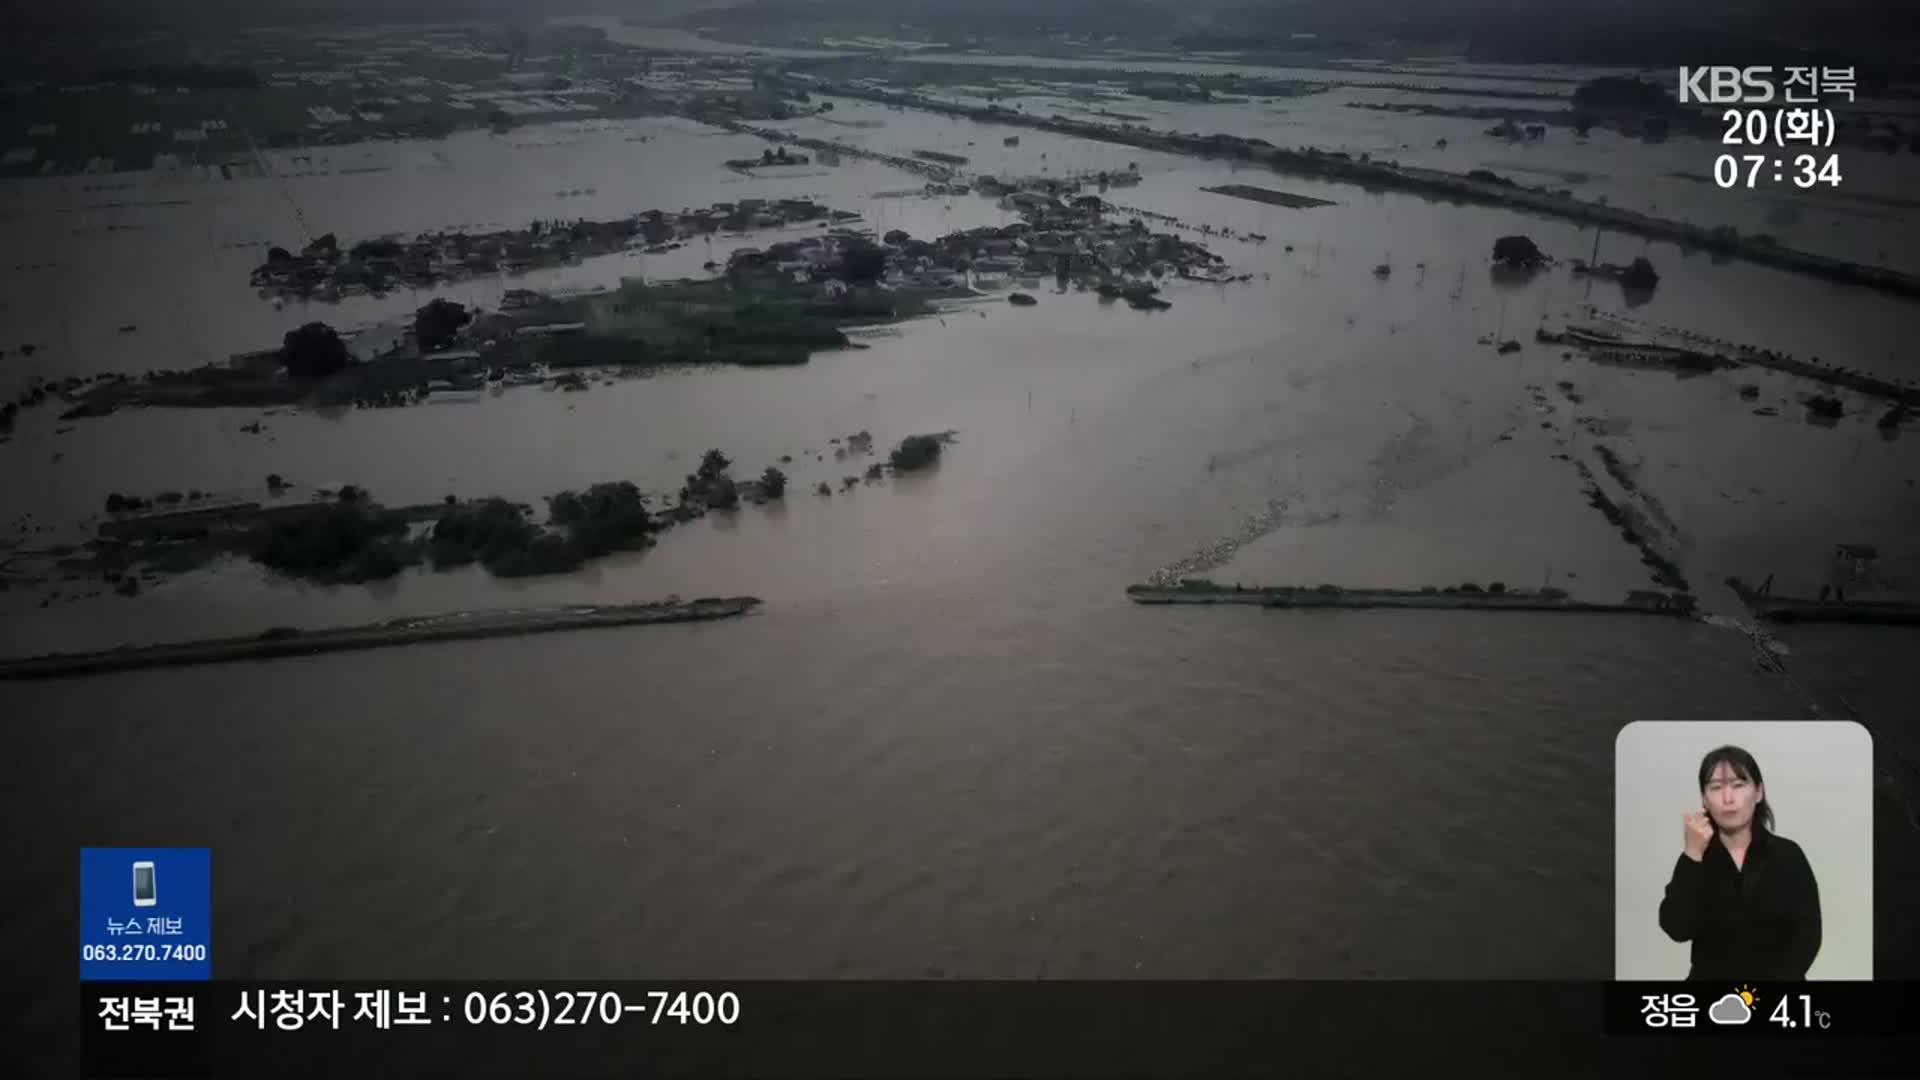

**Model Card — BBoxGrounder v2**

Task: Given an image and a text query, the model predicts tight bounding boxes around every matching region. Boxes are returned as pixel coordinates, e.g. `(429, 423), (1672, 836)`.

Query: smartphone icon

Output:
(132, 861), (157, 907)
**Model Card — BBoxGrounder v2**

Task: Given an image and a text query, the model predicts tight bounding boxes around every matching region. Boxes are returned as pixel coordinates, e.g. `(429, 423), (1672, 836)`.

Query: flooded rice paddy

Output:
(5, 58), (1917, 1032)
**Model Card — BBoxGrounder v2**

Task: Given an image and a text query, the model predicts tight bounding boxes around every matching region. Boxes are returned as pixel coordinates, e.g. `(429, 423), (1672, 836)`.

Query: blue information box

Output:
(79, 847), (211, 981)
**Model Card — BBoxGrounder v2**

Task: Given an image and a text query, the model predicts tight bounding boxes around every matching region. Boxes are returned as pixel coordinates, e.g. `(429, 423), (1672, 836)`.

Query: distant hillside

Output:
(6, 0), (1912, 67)
(671, 0), (1918, 68)
(1178, 0), (1918, 66)
(678, 0), (1191, 40)
(3, 0), (720, 35)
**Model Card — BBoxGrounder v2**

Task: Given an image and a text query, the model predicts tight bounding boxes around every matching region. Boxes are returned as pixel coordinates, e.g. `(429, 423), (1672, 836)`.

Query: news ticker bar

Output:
(81, 981), (1914, 1078)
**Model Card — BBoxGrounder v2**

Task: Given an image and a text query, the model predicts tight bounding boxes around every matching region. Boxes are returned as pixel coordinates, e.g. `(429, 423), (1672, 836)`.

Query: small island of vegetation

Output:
(18, 428), (958, 605)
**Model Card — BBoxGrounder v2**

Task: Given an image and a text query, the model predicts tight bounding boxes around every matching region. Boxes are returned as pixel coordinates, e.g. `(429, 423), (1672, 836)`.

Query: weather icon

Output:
(1709, 986), (1759, 1026)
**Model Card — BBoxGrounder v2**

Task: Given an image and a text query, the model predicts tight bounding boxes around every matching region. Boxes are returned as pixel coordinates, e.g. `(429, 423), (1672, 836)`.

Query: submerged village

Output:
(41, 169), (1233, 421)
(11, 17), (1920, 1038)
(3, 16), (1919, 677)
(0, 160), (1244, 674)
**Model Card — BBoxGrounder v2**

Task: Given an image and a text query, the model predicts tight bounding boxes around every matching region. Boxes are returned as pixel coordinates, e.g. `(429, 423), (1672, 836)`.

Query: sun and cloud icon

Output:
(1709, 986), (1760, 1025)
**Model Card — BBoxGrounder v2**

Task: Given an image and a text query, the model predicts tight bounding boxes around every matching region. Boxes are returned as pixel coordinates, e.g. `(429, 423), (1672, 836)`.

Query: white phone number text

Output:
(461, 990), (741, 1030)
(81, 943), (208, 963)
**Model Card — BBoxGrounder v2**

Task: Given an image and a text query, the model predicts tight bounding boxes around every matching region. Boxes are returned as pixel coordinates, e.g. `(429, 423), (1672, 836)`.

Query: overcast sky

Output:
(4, 0), (1896, 41)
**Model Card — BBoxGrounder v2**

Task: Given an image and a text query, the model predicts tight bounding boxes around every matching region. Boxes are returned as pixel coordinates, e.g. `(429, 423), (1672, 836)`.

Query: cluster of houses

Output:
(723, 181), (1230, 292)
(646, 197), (855, 239)
(1487, 119), (1549, 141)
(247, 198), (847, 301)
(977, 182), (1229, 281)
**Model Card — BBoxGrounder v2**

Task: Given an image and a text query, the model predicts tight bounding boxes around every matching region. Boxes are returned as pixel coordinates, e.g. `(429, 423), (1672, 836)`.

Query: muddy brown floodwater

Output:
(5, 55), (1919, 1073)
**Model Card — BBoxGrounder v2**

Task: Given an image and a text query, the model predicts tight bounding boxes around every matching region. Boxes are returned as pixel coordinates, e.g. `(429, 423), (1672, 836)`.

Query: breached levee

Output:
(1126, 581), (1698, 616)
(1541, 323), (1920, 408)
(0, 597), (761, 681)
(1200, 184), (1337, 209)
(784, 77), (1920, 301)
(1726, 577), (1920, 626)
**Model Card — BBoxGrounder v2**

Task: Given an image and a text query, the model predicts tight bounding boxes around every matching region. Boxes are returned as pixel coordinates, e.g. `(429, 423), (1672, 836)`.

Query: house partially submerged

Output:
(1829, 544), (1880, 589)
(1625, 589), (1698, 614)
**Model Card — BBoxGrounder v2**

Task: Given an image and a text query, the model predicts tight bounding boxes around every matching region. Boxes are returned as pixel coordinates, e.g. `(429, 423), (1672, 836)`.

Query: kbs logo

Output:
(1678, 66), (1775, 104)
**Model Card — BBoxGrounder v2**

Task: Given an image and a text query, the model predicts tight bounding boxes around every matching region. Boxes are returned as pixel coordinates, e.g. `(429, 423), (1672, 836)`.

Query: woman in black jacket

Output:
(1658, 745), (1822, 980)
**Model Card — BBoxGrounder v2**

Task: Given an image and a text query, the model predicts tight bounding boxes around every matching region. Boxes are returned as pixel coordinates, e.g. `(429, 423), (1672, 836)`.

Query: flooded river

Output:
(5, 58), (1919, 1049)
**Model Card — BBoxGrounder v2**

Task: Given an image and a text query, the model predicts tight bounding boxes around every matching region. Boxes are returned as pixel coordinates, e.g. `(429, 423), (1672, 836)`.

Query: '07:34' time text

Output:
(1714, 154), (1842, 189)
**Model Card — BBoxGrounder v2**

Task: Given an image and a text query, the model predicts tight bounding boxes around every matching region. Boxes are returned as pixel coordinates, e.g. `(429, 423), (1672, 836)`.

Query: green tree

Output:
(760, 466), (787, 498)
(427, 498), (536, 569)
(548, 481), (655, 555)
(890, 434), (945, 471)
(243, 502), (415, 582)
(351, 237), (403, 260)
(1491, 235), (1543, 267)
(282, 322), (349, 378)
(488, 535), (586, 578)
(413, 298), (472, 352)
(840, 244), (888, 283)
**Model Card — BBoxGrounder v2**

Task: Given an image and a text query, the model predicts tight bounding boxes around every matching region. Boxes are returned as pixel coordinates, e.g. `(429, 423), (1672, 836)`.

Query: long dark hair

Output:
(1697, 745), (1774, 834)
